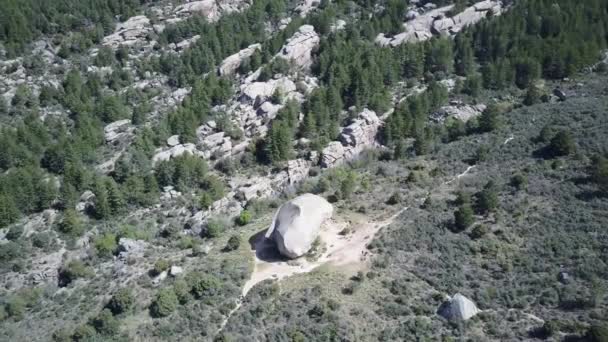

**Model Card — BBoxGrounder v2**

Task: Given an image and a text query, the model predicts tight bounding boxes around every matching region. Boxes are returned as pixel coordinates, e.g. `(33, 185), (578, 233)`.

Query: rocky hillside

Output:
(1, 0), (608, 341)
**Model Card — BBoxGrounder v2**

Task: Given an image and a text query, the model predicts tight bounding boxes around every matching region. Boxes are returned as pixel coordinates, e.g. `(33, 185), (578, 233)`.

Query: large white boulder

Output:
(266, 194), (333, 259)
(438, 293), (480, 321)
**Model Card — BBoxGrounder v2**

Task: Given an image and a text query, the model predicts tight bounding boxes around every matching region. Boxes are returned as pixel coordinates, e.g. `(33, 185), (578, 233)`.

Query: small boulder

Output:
(438, 293), (480, 321)
(170, 266), (183, 277)
(167, 135), (180, 147)
(265, 194), (333, 259)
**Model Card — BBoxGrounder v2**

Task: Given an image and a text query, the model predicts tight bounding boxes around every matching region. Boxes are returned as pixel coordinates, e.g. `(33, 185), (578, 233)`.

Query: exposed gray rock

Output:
(103, 15), (152, 48)
(104, 119), (134, 145)
(321, 109), (382, 168)
(167, 135), (180, 147)
(432, 103), (486, 122)
(276, 25), (320, 69)
(266, 194), (333, 259)
(117, 238), (147, 260)
(152, 143), (205, 164)
(240, 77), (297, 103)
(438, 293), (480, 321)
(174, 0), (249, 22)
(219, 44), (261, 75)
(287, 159), (312, 185)
(170, 265), (183, 276)
(377, 0), (502, 46)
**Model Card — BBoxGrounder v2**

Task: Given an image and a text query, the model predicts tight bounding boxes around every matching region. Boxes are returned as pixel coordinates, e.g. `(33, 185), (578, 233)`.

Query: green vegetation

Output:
(150, 288), (178, 318)
(106, 288), (135, 315)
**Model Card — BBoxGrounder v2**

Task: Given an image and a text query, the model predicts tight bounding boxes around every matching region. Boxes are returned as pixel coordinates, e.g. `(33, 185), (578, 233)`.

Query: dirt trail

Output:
(216, 208), (407, 334)
(218, 164), (478, 334)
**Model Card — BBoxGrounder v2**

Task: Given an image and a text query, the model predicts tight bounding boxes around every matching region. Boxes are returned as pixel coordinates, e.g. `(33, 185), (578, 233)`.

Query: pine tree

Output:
(479, 104), (500, 132)
(94, 179), (111, 219)
(0, 194), (19, 228)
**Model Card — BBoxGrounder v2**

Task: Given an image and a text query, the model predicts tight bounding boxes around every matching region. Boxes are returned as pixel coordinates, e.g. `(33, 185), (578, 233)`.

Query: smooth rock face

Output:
(438, 293), (480, 321)
(266, 194), (333, 259)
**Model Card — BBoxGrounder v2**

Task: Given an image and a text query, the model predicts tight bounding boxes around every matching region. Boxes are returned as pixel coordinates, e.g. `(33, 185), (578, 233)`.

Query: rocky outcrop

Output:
(321, 109), (382, 168)
(104, 119), (134, 145)
(152, 143), (205, 164)
(174, 0), (250, 22)
(432, 0), (502, 36)
(240, 77), (297, 103)
(438, 293), (480, 321)
(431, 103), (487, 122)
(103, 16), (153, 48)
(295, 0), (320, 17)
(219, 44), (261, 76)
(266, 194), (333, 259)
(276, 25), (320, 69)
(376, 0), (502, 47)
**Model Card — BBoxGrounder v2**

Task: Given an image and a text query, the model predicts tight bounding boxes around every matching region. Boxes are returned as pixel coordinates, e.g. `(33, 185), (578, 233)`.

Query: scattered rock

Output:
(553, 88), (567, 101)
(438, 293), (480, 321)
(117, 238), (147, 259)
(152, 270), (168, 285)
(265, 194), (333, 259)
(170, 266), (183, 276)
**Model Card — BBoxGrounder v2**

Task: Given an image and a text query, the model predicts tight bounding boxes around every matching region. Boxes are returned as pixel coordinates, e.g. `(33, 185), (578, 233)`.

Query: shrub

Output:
(173, 279), (192, 304)
(107, 288), (135, 315)
(204, 219), (224, 238)
(454, 204), (474, 232)
(5, 225), (24, 240)
(150, 288), (178, 318)
(58, 209), (84, 237)
(587, 324), (608, 342)
(235, 210), (252, 226)
(89, 309), (119, 335)
(476, 181), (499, 214)
(470, 225), (489, 240)
(386, 192), (402, 205)
(153, 259), (170, 276)
(5, 296), (26, 320)
(225, 235), (241, 251)
(199, 193), (213, 209)
(0, 241), (22, 262)
(589, 155), (608, 193)
(548, 130), (575, 157)
(71, 325), (96, 341)
(94, 233), (117, 258)
(190, 273), (222, 299)
(58, 260), (92, 287)
(510, 174), (528, 190)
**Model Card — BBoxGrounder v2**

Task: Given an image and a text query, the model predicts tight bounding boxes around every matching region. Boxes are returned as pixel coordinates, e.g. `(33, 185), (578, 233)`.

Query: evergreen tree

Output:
(0, 194), (20, 228)
(479, 104), (500, 133)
